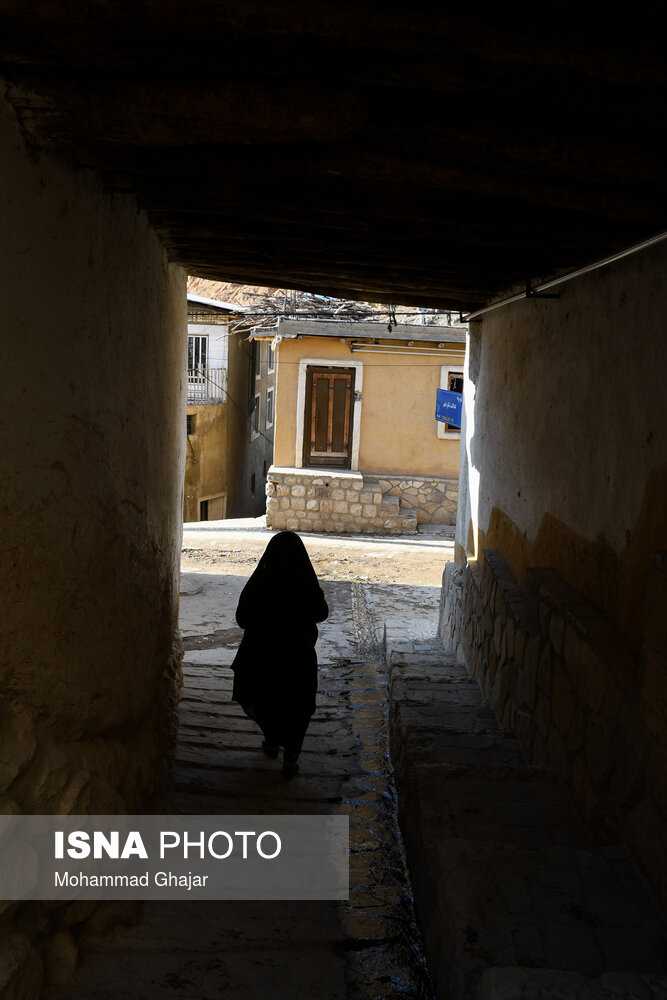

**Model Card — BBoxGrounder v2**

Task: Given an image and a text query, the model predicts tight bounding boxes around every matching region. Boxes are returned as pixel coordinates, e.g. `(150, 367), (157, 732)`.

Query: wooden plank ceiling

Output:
(1, 4), (665, 309)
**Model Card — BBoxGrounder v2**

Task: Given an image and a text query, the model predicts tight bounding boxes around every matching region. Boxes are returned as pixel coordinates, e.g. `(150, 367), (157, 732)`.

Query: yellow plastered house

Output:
(255, 318), (466, 535)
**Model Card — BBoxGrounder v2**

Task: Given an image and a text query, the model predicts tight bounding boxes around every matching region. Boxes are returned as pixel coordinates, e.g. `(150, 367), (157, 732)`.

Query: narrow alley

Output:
(42, 522), (667, 999)
(4, 11), (667, 1000)
(44, 524), (450, 999)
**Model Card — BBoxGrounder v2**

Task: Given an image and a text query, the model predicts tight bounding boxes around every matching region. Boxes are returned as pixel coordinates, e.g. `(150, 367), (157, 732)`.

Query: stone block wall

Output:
(266, 468), (417, 534)
(266, 468), (458, 535)
(376, 475), (457, 524)
(441, 549), (667, 907)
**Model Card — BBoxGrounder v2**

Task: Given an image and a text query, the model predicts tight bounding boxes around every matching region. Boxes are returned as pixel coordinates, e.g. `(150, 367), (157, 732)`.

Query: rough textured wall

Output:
(1, 89), (185, 821)
(441, 549), (667, 908)
(273, 337), (461, 477)
(459, 241), (667, 649)
(184, 403), (228, 522)
(266, 468), (418, 534)
(442, 239), (667, 906)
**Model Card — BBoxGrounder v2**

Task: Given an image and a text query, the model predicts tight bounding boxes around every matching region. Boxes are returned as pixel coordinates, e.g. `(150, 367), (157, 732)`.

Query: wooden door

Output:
(303, 366), (355, 468)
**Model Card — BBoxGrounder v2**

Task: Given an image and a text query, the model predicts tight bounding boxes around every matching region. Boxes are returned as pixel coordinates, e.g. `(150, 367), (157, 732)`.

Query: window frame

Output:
(251, 392), (261, 440)
(437, 364), (464, 439)
(265, 386), (274, 429)
(252, 339), (262, 381)
(188, 334), (208, 375)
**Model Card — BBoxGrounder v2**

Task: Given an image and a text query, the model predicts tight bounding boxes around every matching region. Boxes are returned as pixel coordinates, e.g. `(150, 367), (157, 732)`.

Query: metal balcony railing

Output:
(187, 367), (226, 404)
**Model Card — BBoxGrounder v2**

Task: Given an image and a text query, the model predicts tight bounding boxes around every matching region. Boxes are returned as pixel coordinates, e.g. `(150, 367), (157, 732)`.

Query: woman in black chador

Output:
(230, 530), (328, 775)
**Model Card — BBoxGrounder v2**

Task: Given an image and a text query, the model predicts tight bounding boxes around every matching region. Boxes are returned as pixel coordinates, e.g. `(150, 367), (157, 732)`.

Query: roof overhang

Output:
(252, 318), (467, 344)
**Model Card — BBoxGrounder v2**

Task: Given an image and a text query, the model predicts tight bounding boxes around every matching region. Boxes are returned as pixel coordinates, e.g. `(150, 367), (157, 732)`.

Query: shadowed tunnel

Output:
(1, 5), (666, 998)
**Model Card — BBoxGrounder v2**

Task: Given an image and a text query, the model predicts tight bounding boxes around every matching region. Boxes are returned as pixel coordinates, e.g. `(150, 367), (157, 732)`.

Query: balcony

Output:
(187, 367), (226, 404)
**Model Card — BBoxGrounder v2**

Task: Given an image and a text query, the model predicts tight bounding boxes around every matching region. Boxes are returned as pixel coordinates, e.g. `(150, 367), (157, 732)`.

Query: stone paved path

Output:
(388, 640), (667, 1000)
(45, 526), (667, 1000)
(46, 575), (435, 1000)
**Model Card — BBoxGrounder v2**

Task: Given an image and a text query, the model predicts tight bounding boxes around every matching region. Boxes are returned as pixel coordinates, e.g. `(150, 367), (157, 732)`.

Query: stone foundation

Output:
(440, 549), (667, 907)
(266, 467), (457, 535)
(266, 467), (416, 534)
(375, 475), (457, 524)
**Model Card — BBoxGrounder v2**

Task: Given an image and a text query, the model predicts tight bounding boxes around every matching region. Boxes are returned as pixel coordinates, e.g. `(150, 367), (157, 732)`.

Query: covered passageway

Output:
(1, 6), (666, 996)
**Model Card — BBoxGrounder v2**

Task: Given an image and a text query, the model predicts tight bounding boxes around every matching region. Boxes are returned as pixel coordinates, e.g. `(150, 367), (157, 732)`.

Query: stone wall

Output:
(376, 475), (457, 524)
(266, 468), (456, 535)
(265, 467), (420, 534)
(441, 549), (667, 908)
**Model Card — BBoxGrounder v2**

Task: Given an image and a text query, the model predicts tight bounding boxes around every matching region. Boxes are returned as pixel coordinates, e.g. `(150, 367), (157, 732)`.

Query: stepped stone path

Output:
(388, 640), (667, 1000)
(44, 536), (667, 1000)
(46, 576), (434, 1000)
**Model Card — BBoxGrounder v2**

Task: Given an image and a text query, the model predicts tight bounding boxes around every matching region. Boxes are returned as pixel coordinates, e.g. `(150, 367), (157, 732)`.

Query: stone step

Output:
(387, 644), (667, 1000)
(389, 639), (463, 665)
(377, 496), (400, 514)
(401, 763), (595, 920)
(399, 506), (418, 522)
(358, 477), (419, 533)
(360, 477), (383, 503)
(478, 967), (667, 1000)
(425, 841), (667, 1000)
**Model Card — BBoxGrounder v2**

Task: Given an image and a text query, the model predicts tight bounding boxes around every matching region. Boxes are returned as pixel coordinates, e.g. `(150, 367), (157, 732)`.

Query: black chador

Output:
(230, 531), (328, 775)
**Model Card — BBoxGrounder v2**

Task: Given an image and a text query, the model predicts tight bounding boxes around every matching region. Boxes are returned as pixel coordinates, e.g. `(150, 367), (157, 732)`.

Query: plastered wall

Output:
(273, 337), (461, 478)
(184, 403), (228, 522)
(1, 87), (186, 831)
(444, 239), (667, 905)
(460, 240), (667, 650)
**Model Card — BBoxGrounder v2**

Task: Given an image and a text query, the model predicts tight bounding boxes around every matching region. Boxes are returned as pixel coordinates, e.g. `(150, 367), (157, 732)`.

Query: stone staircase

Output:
(388, 639), (667, 1000)
(363, 477), (417, 534)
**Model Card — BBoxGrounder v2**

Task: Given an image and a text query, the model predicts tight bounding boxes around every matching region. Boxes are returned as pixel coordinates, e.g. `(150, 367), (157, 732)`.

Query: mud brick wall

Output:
(266, 469), (417, 535)
(0, 92), (186, 993)
(441, 549), (667, 907)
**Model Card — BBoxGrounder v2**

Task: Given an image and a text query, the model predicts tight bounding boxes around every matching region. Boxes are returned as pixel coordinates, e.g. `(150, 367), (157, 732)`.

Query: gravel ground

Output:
(181, 518), (455, 587)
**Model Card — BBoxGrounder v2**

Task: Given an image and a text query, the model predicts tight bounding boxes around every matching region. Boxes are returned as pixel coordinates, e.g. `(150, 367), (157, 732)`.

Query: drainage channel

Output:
(334, 582), (436, 999)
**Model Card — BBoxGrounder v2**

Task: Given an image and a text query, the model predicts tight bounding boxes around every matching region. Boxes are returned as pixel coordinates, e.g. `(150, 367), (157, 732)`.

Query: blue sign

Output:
(435, 388), (462, 428)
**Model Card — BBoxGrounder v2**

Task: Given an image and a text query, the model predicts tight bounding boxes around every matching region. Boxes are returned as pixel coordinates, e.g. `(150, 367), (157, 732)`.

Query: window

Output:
(265, 386), (274, 429)
(188, 335), (208, 373)
(250, 472), (256, 494)
(437, 365), (464, 439)
(251, 393), (261, 439)
(252, 339), (261, 380)
(186, 414), (196, 435)
(267, 340), (275, 373)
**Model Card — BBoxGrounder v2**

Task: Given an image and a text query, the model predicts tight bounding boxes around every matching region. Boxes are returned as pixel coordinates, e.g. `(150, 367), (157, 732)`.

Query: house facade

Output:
(184, 294), (275, 521)
(262, 319), (465, 534)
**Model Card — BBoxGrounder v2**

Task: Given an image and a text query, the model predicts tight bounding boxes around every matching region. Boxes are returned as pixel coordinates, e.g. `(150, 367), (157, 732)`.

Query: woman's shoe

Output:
(261, 740), (280, 758)
(282, 753), (299, 776)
